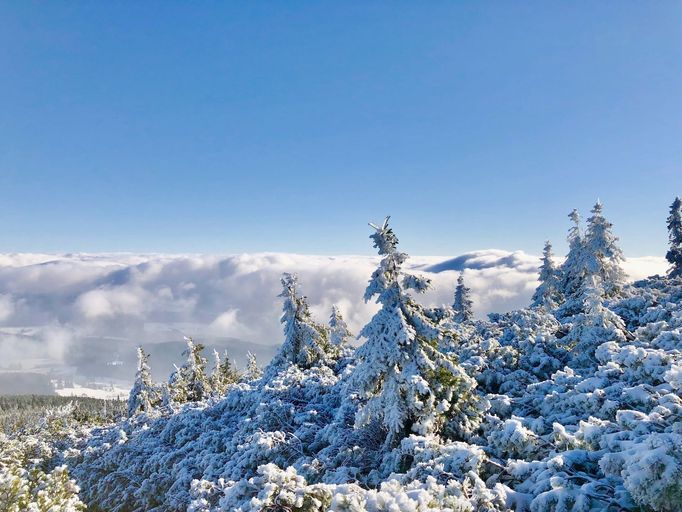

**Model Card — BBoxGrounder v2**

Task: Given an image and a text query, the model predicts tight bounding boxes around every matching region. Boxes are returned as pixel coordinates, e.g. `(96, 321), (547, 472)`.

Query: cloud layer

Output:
(0, 250), (668, 372)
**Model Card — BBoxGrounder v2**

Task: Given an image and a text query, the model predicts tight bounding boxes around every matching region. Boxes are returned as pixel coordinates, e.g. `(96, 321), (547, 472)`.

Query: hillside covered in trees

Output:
(2, 198), (682, 512)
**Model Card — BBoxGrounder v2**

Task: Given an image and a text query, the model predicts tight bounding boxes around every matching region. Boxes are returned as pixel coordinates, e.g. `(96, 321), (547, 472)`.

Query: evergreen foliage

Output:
(267, 273), (333, 374)
(531, 240), (562, 310)
(168, 337), (210, 403)
(561, 276), (628, 368)
(583, 199), (626, 296)
(666, 196), (682, 277)
(210, 349), (240, 396)
(558, 201), (626, 317)
(328, 305), (352, 346)
(127, 346), (160, 417)
(453, 271), (474, 322)
(558, 209), (588, 316)
(0, 395), (125, 434)
(244, 351), (263, 381)
(0, 400), (124, 511)
(5, 205), (682, 512)
(350, 217), (480, 445)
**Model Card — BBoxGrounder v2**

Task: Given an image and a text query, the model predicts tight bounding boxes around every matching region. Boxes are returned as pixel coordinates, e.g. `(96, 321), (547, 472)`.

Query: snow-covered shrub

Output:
(487, 418), (544, 460)
(13, 215), (682, 512)
(0, 407), (86, 512)
(603, 433), (682, 511)
(562, 278), (628, 369)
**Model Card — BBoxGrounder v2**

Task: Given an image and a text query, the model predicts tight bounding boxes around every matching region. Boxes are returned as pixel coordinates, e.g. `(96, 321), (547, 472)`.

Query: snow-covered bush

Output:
(0, 406), (87, 511)
(11, 211), (682, 512)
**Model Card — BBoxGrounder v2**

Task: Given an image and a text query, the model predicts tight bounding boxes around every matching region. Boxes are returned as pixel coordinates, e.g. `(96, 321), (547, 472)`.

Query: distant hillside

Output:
(0, 372), (54, 395)
(68, 336), (278, 383)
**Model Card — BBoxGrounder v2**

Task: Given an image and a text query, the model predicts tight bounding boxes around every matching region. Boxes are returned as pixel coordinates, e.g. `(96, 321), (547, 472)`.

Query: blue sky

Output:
(0, 2), (680, 257)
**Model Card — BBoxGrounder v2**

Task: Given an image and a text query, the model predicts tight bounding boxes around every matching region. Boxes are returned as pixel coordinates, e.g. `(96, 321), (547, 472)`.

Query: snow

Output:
(4, 203), (682, 512)
(55, 383), (129, 400)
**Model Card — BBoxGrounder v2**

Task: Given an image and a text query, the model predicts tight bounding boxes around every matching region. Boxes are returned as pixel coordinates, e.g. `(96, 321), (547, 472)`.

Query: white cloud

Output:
(0, 294), (14, 322)
(76, 287), (148, 319)
(0, 250), (669, 370)
(208, 308), (253, 339)
(622, 257), (669, 282)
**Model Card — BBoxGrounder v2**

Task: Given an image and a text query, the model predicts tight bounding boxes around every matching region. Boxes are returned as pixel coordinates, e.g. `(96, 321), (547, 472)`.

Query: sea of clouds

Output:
(0, 250), (668, 372)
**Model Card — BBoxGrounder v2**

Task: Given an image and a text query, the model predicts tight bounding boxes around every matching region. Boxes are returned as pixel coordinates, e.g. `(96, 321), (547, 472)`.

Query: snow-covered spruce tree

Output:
(531, 240), (562, 310)
(210, 349), (240, 396)
(168, 337), (210, 403)
(168, 363), (188, 403)
(267, 273), (334, 375)
(329, 305), (352, 346)
(558, 209), (588, 316)
(351, 217), (480, 446)
(562, 275), (627, 368)
(583, 199), (626, 296)
(453, 272), (474, 323)
(666, 196), (682, 278)
(244, 351), (263, 381)
(127, 346), (160, 417)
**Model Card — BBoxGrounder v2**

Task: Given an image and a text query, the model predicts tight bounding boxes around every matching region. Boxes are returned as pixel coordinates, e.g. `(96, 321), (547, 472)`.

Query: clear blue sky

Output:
(1, 2), (680, 257)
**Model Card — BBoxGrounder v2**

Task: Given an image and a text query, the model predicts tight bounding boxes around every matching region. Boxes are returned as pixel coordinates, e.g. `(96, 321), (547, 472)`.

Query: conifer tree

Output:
(583, 200), (626, 296)
(268, 273), (331, 373)
(531, 241), (562, 310)
(666, 196), (682, 278)
(351, 217), (479, 445)
(184, 337), (209, 401)
(453, 272), (474, 322)
(168, 337), (209, 402)
(329, 305), (352, 346)
(168, 363), (188, 403)
(127, 346), (159, 417)
(559, 209), (587, 300)
(562, 275), (627, 368)
(556, 209), (592, 318)
(244, 351), (263, 381)
(160, 382), (172, 409)
(210, 349), (240, 396)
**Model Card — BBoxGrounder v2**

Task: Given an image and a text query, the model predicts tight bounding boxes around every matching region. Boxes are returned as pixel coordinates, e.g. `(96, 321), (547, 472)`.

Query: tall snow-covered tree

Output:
(329, 305), (352, 346)
(562, 275), (627, 368)
(168, 337), (209, 403)
(210, 349), (240, 396)
(351, 217), (480, 445)
(267, 273), (332, 373)
(127, 346), (159, 417)
(453, 272), (474, 322)
(531, 241), (562, 310)
(168, 363), (188, 403)
(583, 200), (626, 296)
(559, 209), (587, 299)
(244, 351), (263, 381)
(159, 382), (172, 409)
(557, 209), (592, 318)
(666, 196), (682, 278)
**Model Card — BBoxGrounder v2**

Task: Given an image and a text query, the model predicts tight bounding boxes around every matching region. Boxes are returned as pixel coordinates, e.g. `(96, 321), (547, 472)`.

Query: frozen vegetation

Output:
(2, 197), (682, 511)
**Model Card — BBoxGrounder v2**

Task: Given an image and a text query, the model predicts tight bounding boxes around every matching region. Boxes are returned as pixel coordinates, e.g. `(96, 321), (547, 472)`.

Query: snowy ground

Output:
(55, 383), (129, 400)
